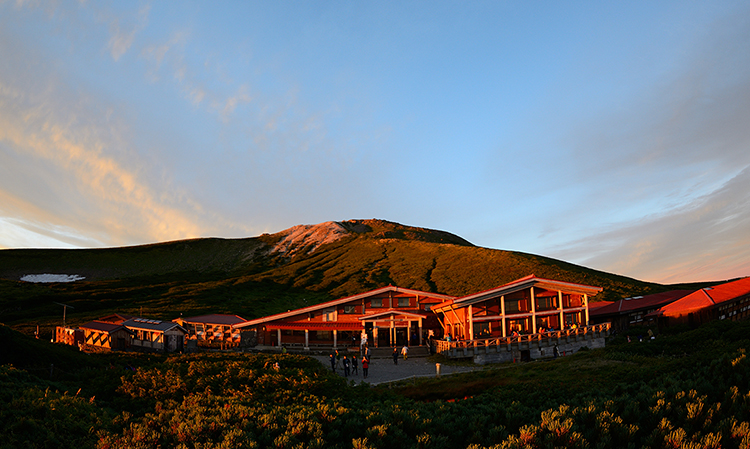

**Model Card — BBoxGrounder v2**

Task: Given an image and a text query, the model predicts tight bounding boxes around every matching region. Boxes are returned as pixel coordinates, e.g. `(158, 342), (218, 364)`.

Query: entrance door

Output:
(168, 334), (177, 352)
(395, 328), (408, 346)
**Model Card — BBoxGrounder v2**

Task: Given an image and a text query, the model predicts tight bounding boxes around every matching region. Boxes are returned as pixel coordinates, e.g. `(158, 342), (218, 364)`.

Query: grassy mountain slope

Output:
(0, 219), (683, 337)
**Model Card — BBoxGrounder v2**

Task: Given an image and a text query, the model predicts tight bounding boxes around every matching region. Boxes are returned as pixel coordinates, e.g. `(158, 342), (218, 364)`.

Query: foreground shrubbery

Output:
(4, 320), (750, 448)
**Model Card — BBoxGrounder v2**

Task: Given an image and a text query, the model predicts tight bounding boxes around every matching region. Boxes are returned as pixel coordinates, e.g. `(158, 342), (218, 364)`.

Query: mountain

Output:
(0, 219), (695, 336)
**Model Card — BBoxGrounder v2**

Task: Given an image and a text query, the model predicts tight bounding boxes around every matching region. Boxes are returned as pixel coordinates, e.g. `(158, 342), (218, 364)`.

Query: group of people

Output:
(330, 350), (370, 379)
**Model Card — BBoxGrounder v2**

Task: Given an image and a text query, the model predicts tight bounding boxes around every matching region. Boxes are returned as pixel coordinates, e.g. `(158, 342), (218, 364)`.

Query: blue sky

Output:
(1, 1), (749, 284)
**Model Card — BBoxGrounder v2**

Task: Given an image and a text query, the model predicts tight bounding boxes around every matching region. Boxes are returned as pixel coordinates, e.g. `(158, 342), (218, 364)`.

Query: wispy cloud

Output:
(0, 69), (206, 247)
(107, 4), (150, 61)
(543, 7), (750, 282)
(555, 166), (750, 283)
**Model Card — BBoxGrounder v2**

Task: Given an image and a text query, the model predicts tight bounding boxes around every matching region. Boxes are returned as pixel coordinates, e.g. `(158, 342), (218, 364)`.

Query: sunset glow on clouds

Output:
(1, 1), (749, 284)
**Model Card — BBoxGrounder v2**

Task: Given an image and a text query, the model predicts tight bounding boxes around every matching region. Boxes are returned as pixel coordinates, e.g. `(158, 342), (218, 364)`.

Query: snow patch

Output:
(21, 274), (86, 283)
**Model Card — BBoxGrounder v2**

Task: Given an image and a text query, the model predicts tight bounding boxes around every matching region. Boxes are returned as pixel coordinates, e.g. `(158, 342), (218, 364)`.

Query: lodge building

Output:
(233, 286), (455, 350)
(431, 275), (602, 340)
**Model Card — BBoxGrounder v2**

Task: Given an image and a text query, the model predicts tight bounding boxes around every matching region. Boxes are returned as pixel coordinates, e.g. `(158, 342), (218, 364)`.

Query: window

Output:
(316, 331), (332, 340)
(343, 305), (357, 314)
(397, 297), (410, 307)
(423, 304), (432, 311)
(505, 299), (521, 314)
(371, 298), (383, 308)
(323, 308), (336, 322)
(536, 295), (556, 310)
(473, 322), (490, 339)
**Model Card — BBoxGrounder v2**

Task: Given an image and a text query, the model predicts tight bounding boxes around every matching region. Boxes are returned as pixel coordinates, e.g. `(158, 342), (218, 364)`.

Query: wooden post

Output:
(333, 329), (337, 348)
(530, 287), (537, 333)
(501, 295), (506, 337)
(277, 329), (282, 347)
(390, 318), (395, 347)
(468, 305), (474, 341)
(304, 329), (309, 350)
(584, 294), (590, 326)
(558, 291), (564, 329)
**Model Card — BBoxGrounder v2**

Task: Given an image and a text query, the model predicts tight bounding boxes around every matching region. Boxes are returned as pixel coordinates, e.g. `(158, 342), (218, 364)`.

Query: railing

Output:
(433, 323), (610, 356)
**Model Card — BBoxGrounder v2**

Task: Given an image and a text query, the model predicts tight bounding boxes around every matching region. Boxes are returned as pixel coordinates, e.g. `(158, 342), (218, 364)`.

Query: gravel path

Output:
(310, 355), (479, 385)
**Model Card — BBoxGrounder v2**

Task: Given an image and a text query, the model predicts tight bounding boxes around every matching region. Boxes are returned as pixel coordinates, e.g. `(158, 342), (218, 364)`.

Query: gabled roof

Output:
(267, 322), (364, 331)
(358, 310), (431, 321)
(97, 314), (134, 324)
(122, 318), (187, 333)
(80, 321), (132, 334)
(432, 275), (602, 311)
(590, 290), (692, 317)
(649, 277), (750, 318)
(234, 285), (454, 329)
(176, 314), (247, 325)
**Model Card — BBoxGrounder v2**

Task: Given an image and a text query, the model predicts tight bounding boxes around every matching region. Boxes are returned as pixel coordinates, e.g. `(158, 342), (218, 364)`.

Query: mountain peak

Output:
(270, 221), (351, 257)
(269, 219), (474, 257)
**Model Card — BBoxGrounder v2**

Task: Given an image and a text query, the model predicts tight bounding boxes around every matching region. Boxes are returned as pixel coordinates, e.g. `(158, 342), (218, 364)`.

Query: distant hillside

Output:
(0, 219), (680, 336)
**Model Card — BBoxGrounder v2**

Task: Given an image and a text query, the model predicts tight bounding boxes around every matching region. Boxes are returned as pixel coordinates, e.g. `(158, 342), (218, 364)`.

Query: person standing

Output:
(362, 357), (369, 379)
(360, 331), (368, 354)
(329, 353), (336, 372)
(401, 344), (409, 360)
(343, 356), (350, 377)
(351, 355), (359, 376)
(392, 347), (398, 365)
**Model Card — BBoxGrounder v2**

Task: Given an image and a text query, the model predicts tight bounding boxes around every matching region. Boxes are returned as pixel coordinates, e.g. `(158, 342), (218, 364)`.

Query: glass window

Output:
(371, 298), (383, 308)
(397, 297), (410, 307)
(343, 305), (357, 314)
(473, 322), (490, 338)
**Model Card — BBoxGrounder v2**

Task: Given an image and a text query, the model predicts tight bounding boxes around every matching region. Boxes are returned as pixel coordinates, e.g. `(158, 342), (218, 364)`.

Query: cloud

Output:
(541, 7), (750, 283)
(552, 165), (750, 283)
(0, 44), (208, 247)
(107, 4), (150, 61)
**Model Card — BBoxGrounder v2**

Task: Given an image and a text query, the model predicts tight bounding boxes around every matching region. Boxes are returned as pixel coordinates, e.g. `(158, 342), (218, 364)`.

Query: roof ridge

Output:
(702, 288), (716, 305)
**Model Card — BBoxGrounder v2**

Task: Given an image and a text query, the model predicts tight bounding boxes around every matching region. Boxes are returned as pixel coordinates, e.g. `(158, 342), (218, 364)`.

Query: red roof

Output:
(234, 285), (454, 328)
(590, 290), (692, 317)
(80, 321), (131, 334)
(433, 274), (603, 311)
(652, 277), (750, 318)
(265, 322), (364, 331)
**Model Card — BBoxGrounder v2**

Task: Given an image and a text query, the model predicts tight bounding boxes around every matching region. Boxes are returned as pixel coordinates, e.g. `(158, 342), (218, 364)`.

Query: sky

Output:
(1, 1), (749, 285)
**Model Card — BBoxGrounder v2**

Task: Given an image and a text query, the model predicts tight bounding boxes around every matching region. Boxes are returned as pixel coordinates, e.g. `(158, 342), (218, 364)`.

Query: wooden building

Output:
(122, 318), (187, 353)
(431, 275), (602, 340)
(55, 326), (84, 346)
(173, 314), (246, 347)
(233, 286), (455, 350)
(79, 321), (132, 351)
(647, 277), (750, 328)
(590, 290), (692, 331)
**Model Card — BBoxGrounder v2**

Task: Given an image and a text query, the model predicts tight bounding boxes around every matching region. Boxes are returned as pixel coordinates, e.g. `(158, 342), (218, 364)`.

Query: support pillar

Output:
(333, 330), (337, 348)
(584, 294), (590, 326)
(418, 318), (423, 346)
(558, 291), (564, 330)
(468, 305), (474, 340)
(530, 287), (537, 333)
(277, 329), (282, 347)
(304, 329), (309, 350)
(501, 295), (507, 338)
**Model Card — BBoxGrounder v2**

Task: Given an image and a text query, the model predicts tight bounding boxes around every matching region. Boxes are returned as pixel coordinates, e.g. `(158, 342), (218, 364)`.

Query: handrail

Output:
(433, 323), (610, 355)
